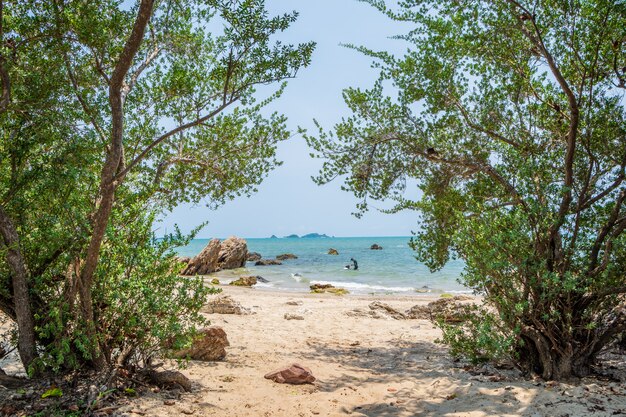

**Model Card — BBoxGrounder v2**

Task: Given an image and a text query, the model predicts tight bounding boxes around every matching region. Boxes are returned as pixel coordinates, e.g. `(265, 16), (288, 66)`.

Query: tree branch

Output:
(114, 98), (237, 181)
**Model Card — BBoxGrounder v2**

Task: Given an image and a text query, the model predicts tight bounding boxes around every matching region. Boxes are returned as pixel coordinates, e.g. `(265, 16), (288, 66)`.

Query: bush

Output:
(33, 208), (217, 372)
(436, 305), (515, 365)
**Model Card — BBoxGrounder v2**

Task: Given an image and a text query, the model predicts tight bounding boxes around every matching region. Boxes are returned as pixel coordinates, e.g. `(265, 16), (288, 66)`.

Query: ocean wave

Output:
(309, 280), (474, 294)
(310, 280), (416, 293)
(291, 273), (310, 283)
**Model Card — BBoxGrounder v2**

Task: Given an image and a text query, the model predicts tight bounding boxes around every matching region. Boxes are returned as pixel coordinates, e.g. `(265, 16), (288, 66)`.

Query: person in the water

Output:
(350, 258), (358, 270)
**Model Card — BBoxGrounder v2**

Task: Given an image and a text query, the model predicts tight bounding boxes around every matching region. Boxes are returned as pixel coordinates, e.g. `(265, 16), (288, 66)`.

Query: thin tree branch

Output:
(114, 97), (237, 181)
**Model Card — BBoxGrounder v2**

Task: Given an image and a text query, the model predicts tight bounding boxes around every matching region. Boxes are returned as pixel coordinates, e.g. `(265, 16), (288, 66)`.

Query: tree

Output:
(0, 0), (314, 374)
(306, 0), (625, 379)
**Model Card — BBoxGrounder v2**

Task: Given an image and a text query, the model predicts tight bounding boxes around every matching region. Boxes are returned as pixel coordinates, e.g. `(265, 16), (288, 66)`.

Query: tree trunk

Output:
(77, 0), (155, 371)
(519, 325), (603, 380)
(0, 205), (37, 371)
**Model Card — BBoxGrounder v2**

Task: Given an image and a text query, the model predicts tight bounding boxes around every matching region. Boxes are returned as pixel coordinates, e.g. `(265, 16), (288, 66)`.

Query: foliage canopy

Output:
(307, 0), (626, 379)
(0, 0), (313, 373)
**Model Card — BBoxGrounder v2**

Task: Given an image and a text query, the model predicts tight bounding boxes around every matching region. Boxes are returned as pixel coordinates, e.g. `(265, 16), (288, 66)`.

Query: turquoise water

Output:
(176, 236), (469, 295)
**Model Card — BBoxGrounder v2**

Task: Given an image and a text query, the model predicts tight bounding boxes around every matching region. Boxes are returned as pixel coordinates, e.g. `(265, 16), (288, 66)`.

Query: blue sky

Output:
(158, 0), (419, 238)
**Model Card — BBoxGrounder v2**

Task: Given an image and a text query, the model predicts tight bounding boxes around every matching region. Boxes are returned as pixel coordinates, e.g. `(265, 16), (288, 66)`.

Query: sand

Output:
(117, 286), (626, 417)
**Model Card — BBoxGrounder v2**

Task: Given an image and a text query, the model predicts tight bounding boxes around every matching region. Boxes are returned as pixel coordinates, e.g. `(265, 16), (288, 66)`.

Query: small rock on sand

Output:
(264, 364), (316, 384)
(284, 313), (304, 320)
(205, 295), (254, 315)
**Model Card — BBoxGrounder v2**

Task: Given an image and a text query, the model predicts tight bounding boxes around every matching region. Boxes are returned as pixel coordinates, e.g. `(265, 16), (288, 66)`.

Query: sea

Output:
(176, 236), (470, 296)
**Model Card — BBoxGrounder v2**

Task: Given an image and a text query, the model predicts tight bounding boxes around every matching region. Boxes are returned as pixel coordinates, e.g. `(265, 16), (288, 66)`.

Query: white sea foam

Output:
(290, 273), (310, 283)
(310, 280), (416, 293)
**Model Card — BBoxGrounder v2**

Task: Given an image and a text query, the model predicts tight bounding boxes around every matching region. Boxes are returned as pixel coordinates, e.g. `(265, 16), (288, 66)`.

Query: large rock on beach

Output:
(204, 295), (253, 315)
(218, 236), (248, 269)
(255, 259), (282, 266)
(276, 253), (298, 260)
(172, 326), (229, 361)
(247, 252), (262, 262)
(182, 238), (221, 275)
(230, 276), (257, 287)
(264, 364), (316, 384)
(181, 237), (248, 275)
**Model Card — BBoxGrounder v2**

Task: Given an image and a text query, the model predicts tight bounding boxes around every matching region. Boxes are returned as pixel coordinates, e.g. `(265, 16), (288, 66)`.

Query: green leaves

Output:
(41, 387), (63, 399)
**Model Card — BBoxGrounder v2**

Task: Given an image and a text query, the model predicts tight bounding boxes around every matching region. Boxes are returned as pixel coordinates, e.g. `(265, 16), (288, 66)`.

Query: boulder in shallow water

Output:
(172, 326), (229, 361)
(255, 259), (282, 266)
(264, 364), (316, 384)
(210, 278), (220, 285)
(230, 276), (257, 287)
(247, 252), (262, 262)
(218, 236), (248, 270)
(327, 248), (339, 255)
(182, 238), (221, 275)
(310, 283), (333, 290)
(370, 243), (383, 250)
(310, 283), (349, 295)
(276, 253), (298, 260)
(204, 295), (253, 315)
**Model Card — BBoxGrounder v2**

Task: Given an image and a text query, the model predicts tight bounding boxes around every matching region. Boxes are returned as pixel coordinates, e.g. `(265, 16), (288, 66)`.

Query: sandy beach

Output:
(108, 285), (626, 417)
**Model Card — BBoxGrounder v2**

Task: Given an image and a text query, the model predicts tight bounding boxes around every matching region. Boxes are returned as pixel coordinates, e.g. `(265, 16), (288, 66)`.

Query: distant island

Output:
(302, 233), (331, 238)
(276, 233), (332, 239)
